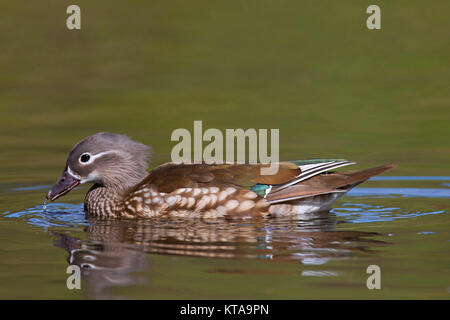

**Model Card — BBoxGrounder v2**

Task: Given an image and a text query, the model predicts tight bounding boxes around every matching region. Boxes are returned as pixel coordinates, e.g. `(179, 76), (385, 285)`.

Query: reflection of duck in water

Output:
(46, 132), (395, 219)
(53, 229), (149, 299)
(52, 213), (388, 297)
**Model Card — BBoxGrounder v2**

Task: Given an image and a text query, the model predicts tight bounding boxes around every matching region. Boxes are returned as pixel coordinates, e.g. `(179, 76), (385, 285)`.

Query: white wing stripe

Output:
(269, 161), (355, 194)
(297, 161), (335, 172)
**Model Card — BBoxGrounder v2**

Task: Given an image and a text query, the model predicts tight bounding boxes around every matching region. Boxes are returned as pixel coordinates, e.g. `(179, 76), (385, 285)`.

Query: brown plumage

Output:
(46, 132), (396, 219)
(267, 164), (396, 203)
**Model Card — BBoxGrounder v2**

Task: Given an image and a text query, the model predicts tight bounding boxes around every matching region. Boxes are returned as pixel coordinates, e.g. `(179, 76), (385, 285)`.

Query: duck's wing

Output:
(139, 161), (302, 193)
(138, 160), (395, 203)
(139, 159), (357, 193)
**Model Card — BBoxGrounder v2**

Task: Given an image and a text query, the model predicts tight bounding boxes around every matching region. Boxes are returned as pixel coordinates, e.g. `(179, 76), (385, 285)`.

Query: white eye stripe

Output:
(67, 166), (100, 184)
(67, 166), (82, 180)
(78, 151), (116, 165)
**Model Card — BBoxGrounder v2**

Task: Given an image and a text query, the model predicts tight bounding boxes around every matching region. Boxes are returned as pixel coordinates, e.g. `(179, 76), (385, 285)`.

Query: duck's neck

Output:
(84, 184), (127, 218)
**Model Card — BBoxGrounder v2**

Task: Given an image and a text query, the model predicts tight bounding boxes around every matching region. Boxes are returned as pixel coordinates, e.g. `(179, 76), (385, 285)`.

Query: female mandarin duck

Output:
(46, 132), (395, 219)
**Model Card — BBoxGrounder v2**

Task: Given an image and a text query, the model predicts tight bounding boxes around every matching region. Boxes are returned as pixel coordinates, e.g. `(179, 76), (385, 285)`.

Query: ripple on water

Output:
(331, 203), (445, 223)
(348, 187), (450, 198)
(1, 202), (88, 228)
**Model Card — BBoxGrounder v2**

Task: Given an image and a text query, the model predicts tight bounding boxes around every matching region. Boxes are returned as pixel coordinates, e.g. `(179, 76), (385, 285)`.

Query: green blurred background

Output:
(0, 0), (449, 181)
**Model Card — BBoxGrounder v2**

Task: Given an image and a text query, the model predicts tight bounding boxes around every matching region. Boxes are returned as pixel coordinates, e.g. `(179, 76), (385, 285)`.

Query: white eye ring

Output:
(79, 153), (92, 164)
(78, 150), (116, 166)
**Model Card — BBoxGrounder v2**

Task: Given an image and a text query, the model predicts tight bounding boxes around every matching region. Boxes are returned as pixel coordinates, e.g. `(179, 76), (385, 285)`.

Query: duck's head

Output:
(46, 132), (152, 201)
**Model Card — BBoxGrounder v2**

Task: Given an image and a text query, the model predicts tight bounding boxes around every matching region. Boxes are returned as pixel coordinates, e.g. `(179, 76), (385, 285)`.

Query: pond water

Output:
(0, 1), (449, 300)
(0, 176), (448, 299)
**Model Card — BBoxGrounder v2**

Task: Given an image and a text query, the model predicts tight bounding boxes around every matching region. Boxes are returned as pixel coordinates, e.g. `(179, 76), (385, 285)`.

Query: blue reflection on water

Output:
(10, 185), (52, 191)
(331, 203), (445, 223)
(2, 202), (88, 228)
(348, 187), (450, 198)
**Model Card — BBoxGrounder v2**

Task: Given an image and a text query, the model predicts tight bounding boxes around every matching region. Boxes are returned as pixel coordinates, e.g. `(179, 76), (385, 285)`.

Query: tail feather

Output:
(266, 164), (396, 204)
(322, 163), (397, 190)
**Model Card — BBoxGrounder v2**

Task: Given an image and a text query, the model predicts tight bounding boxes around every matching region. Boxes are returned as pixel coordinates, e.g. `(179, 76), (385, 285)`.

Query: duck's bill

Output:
(46, 171), (80, 201)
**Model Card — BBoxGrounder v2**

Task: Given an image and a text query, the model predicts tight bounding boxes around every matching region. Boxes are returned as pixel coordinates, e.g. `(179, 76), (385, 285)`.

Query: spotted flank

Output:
(122, 185), (269, 219)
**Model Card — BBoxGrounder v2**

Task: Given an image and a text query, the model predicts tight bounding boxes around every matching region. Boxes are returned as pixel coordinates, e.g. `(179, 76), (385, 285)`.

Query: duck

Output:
(46, 132), (396, 219)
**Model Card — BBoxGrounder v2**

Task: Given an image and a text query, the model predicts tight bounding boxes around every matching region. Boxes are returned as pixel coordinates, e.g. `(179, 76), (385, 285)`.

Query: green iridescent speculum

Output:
(250, 184), (270, 196)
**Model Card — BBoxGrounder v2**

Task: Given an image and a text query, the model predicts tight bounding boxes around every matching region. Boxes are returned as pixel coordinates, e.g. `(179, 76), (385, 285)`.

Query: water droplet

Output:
(43, 199), (47, 212)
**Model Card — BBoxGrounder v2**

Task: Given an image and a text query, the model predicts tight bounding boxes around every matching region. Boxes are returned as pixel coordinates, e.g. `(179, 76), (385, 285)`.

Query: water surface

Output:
(0, 177), (448, 299)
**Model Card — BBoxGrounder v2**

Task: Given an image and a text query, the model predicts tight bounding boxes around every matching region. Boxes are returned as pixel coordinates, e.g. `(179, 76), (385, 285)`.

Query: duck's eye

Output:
(80, 153), (91, 163)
